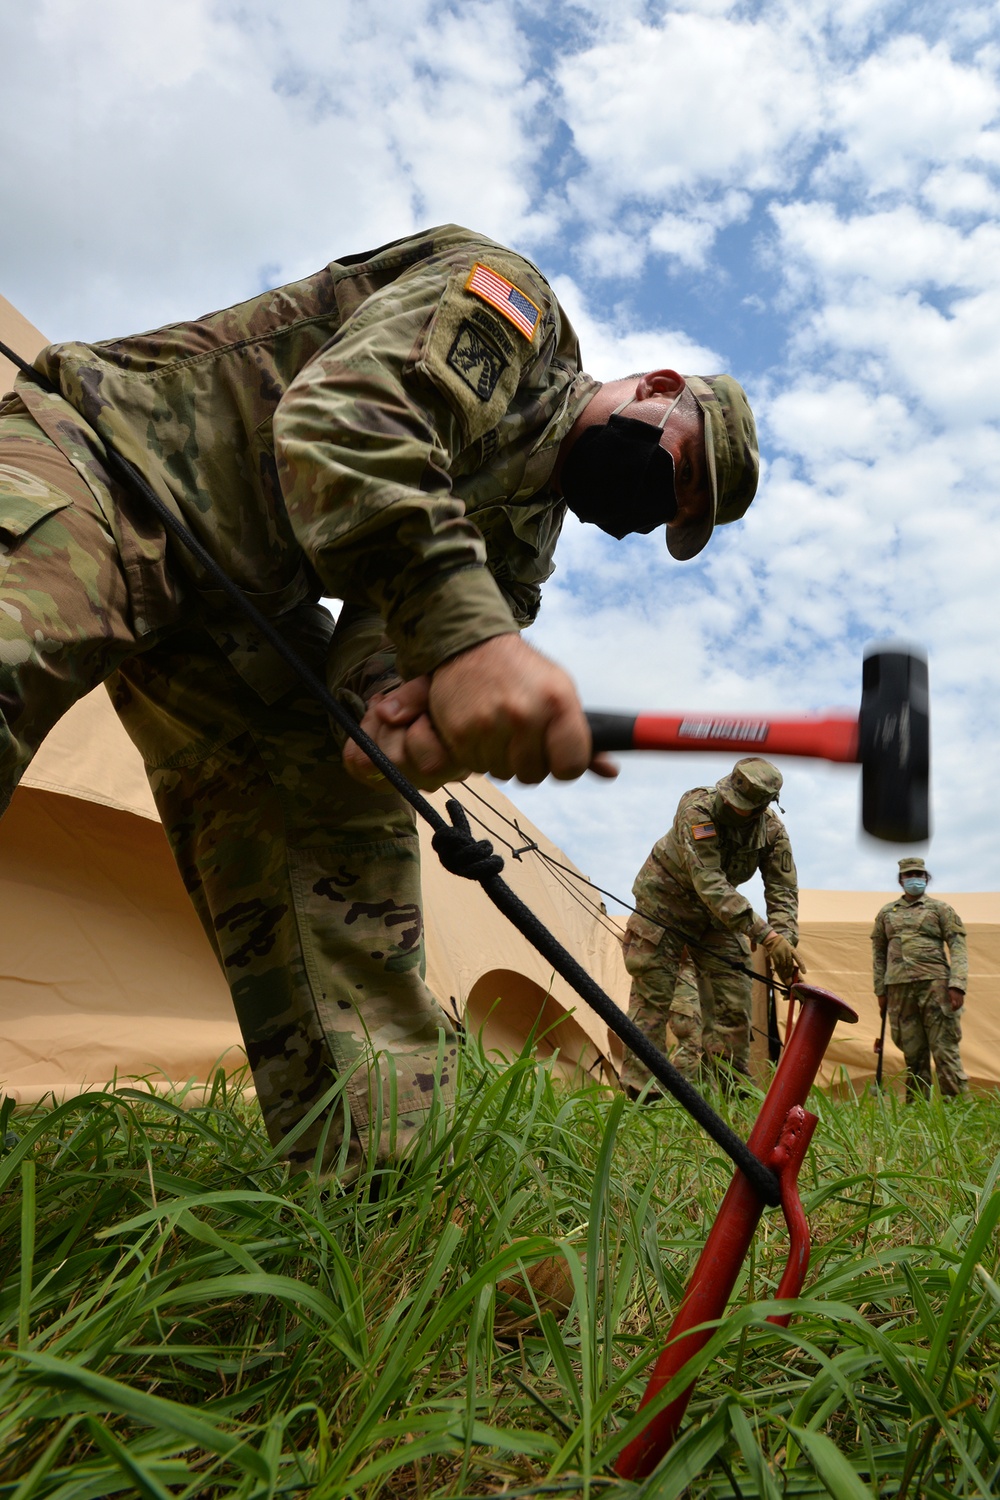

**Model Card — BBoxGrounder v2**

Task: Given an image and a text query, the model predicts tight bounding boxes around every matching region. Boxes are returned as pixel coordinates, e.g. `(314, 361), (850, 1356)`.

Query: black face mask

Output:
(561, 398), (680, 540)
(716, 800), (762, 827)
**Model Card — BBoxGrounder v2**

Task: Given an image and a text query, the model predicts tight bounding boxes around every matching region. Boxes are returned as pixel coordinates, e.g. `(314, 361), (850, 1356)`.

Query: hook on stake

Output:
(615, 983), (857, 1483)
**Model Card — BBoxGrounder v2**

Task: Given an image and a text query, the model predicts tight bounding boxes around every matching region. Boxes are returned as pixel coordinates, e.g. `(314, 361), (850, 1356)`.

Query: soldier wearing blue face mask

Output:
(871, 858), (969, 1099)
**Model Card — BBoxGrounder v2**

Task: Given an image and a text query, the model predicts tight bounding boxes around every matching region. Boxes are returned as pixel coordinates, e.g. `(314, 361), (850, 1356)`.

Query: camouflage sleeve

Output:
(760, 816), (799, 944)
(326, 603), (403, 723)
(273, 250), (557, 680)
(675, 815), (759, 935)
(871, 909), (889, 993)
(941, 904), (969, 991)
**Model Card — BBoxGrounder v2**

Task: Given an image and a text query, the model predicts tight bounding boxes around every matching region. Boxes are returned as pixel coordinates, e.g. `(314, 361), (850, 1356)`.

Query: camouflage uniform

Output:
(666, 956), (710, 1079)
(622, 763), (797, 1091)
(0, 225), (600, 1171)
(872, 886), (969, 1099)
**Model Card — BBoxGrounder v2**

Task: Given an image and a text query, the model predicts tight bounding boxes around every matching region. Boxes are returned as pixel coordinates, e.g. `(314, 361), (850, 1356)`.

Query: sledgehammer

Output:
(586, 645), (930, 843)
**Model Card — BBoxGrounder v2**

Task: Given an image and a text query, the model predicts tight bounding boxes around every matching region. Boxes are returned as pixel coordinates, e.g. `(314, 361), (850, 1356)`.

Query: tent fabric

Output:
(0, 291), (45, 394)
(22, 681), (159, 820)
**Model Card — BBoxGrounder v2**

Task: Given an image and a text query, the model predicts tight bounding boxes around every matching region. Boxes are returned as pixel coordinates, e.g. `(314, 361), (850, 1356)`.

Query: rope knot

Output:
(432, 799), (505, 883)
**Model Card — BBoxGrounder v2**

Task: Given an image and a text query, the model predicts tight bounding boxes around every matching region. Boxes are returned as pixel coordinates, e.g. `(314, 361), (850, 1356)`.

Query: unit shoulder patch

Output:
(469, 306), (515, 357)
(446, 319), (509, 402)
(465, 262), (541, 341)
(691, 822), (717, 841)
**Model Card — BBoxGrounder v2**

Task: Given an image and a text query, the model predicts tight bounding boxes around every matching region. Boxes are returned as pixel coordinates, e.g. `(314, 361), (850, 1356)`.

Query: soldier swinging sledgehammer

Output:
(0, 224), (759, 1175)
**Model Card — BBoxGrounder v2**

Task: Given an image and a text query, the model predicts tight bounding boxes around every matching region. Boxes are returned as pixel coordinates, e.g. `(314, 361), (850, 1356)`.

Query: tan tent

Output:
(0, 291), (42, 393)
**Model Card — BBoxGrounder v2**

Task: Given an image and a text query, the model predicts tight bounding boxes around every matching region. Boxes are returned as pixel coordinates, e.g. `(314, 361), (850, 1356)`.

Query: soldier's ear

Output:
(634, 369), (684, 403)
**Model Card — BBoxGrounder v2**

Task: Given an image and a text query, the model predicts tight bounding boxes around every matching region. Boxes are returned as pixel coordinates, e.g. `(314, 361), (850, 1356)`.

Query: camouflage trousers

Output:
(0, 406), (458, 1175)
(887, 978), (968, 1099)
(667, 959), (713, 1082)
(621, 903), (752, 1092)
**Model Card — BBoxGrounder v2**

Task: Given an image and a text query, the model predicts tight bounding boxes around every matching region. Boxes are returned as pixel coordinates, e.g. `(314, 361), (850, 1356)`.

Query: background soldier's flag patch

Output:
(465, 263), (541, 341)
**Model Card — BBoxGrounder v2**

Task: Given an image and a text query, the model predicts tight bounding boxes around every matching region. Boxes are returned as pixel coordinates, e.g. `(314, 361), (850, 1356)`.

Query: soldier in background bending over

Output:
(621, 757), (801, 1096)
(872, 857), (968, 1099)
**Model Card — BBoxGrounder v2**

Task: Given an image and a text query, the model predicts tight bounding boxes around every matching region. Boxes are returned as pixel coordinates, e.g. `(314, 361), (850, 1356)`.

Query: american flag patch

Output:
(465, 263), (541, 341)
(691, 822), (717, 841)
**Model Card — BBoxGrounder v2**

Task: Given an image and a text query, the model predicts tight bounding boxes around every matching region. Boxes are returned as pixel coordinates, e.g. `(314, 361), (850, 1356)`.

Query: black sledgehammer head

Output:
(859, 646), (930, 843)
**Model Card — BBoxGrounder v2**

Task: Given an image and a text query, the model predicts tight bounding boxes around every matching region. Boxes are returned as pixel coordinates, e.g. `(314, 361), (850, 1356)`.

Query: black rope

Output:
(453, 778), (793, 996)
(440, 794), (782, 1054)
(445, 790), (629, 943)
(0, 340), (782, 1207)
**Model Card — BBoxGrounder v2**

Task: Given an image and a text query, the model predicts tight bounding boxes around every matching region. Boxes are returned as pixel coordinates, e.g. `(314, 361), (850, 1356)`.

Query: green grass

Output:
(1, 1043), (999, 1499)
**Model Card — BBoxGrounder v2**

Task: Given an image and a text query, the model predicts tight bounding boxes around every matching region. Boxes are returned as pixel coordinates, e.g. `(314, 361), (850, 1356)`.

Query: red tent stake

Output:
(615, 984), (857, 1482)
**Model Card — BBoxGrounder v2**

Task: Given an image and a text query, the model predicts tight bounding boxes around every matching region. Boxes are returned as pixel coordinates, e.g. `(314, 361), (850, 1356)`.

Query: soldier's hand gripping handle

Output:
(760, 928), (805, 985)
(427, 634), (618, 784)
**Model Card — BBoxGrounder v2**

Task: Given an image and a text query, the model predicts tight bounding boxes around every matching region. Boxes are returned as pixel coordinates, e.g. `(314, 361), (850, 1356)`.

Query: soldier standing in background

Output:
(872, 857), (969, 1098)
(621, 756), (801, 1096)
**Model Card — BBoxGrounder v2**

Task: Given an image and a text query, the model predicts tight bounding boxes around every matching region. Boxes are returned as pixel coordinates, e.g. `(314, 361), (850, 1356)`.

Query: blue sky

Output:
(3, 0), (1000, 903)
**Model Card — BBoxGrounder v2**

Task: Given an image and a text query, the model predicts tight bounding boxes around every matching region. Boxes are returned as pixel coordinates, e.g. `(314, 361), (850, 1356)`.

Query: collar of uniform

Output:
(527, 371), (601, 461)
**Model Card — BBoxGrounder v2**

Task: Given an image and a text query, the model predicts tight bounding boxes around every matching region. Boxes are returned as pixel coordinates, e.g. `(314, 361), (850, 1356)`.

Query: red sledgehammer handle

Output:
(587, 711), (860, 763)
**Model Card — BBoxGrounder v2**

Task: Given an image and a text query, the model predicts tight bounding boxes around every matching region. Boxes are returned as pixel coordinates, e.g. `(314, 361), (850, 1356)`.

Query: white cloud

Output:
(4, 0), (1000, 900)
(648, 190), (752, 268)
(800, 286), (1000, 423)
(766, 380), (916, 464)
(0, 0), (547, 339)
(773, 200), (1000, 295)
(557, 10), (820, 207)
(825, 35), (1000, 192)
(921, 167), (1000, 218)
(550, 275), (721, 380)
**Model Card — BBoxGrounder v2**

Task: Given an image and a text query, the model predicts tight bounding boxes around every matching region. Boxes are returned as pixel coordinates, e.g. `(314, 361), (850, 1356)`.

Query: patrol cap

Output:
(898, 857), (930, 876)
(716, 757), (783, 812)
(669, 375), (760, 561)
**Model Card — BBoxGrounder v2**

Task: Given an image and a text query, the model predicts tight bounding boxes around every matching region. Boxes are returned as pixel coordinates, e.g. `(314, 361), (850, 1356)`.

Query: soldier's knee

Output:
(669, 1014), (700, 1045)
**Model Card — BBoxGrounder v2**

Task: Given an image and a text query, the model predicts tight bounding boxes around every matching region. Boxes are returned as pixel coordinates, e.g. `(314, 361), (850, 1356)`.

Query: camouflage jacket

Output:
(8, 225), (598, 695)
(871, 894), (968, 993)
(633, 786), (799, 942)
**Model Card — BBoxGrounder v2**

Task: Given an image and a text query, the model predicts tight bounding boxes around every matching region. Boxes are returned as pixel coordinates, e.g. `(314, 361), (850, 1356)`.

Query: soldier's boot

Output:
(934, 1059), (969, 1097)
(704, 1019), (752, 1074)
(903, 1045), (933, 1102)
